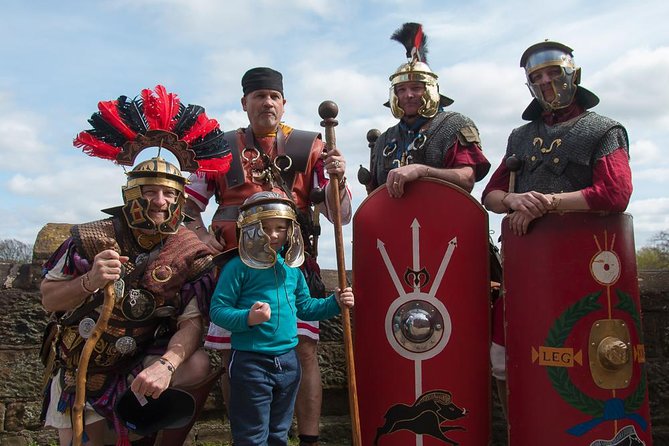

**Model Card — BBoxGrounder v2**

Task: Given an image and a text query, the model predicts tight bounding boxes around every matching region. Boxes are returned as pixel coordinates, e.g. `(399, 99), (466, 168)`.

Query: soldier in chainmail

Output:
(481, 41), (633, 416)
(367, 23), (490, 197)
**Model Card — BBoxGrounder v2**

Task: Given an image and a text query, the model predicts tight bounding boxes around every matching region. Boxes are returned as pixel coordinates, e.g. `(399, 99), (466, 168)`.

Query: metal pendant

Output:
(121, 289), (156, 321)
(113, 278), (125, 303)
(115, 336), (137, 355)
(78, 317), (97, 339)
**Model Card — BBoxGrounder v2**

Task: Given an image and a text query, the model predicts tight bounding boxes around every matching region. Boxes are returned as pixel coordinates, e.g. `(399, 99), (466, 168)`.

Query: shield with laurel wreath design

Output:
(503, 212), (652, 446)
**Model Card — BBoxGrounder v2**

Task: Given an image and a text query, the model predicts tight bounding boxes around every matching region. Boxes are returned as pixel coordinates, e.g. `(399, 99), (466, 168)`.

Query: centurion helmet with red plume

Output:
(74, 85), (232, 234)
(386, 22), (453, 119)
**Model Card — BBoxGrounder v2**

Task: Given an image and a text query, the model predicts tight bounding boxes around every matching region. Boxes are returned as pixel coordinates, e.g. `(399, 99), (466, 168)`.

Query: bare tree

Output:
(0, 238), (33, 263)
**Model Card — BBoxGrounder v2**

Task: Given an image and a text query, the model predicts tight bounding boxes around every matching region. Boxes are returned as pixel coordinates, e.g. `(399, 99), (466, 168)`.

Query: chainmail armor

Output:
(372, 111), (481, 187)
(507, 111), (629, 194)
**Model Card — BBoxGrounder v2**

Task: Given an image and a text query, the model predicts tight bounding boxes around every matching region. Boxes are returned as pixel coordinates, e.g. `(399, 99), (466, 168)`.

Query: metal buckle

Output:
(273, 154), (293, 172)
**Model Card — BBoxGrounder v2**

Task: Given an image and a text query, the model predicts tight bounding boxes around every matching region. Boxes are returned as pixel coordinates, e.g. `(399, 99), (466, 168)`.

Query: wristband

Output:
(338, 176), (347, 190)
(80, 273), (99, 295)
(158, 357), (176, 374)
(501, 192), (512, 211)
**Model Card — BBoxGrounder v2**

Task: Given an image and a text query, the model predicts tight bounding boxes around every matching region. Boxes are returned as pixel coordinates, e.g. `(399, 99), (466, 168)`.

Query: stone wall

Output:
(1, 257), (667, 445)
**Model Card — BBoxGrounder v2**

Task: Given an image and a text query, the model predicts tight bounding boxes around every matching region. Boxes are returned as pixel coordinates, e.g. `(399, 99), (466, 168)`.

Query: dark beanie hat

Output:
(241, 67), (284, 96)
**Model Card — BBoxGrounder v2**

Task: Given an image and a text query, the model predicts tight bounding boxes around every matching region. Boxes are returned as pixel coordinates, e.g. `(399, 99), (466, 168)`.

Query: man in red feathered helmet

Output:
(40, 86), (231, 446)
(184, 67), (351, 446)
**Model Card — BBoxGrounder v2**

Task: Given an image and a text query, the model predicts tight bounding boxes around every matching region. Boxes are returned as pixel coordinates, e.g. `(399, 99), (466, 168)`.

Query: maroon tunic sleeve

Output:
(581, 148), (632, 212)
(481, 156), (511, 202)
(444, 140), (491, 182)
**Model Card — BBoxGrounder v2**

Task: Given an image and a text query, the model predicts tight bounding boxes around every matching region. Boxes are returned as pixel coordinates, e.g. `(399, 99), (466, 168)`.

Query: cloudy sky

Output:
(1, 0), (668, 268)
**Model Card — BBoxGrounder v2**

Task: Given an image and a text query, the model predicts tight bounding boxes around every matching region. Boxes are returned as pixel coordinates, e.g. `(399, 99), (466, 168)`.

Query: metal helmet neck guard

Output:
(122, 156), (188, 234)
(237, 191), (304, 269)
(388, 23), (451, 119)
(521, 40), (580, 112)
(73, 85), (232, 236)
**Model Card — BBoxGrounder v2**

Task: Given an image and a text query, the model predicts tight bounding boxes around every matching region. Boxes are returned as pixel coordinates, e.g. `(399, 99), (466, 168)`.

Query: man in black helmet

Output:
(481, 41), (633, 414)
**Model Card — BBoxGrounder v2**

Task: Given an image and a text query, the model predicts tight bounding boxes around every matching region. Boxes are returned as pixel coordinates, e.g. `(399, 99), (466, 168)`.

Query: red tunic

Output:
(186, 123), (350, 249)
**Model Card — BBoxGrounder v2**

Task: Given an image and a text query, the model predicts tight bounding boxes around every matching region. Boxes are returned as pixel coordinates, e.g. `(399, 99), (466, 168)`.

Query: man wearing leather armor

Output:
(369, 23), (490, 197)
(184, 67), (351, 446)
(40, 86), (229, 445)
(481, 40), (633, 414)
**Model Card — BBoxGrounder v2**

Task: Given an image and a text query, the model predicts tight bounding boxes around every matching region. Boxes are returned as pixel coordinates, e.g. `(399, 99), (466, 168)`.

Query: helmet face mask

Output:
(121, 156), (188, 235)
(237, 191), (305, 269)
(522, 42), (580, 112)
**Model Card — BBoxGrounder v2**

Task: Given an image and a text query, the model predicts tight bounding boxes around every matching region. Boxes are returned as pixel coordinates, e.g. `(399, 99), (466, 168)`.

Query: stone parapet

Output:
(0, 259), (666, 445)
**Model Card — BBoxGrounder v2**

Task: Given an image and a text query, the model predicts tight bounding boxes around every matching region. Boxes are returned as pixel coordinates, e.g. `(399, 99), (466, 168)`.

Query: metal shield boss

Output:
(503, 212), (652, 446)
(353, 179), (491, 446)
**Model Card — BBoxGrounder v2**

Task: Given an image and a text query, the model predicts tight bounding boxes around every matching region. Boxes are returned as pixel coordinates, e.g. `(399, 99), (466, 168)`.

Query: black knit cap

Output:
(242, 67), (284, 96)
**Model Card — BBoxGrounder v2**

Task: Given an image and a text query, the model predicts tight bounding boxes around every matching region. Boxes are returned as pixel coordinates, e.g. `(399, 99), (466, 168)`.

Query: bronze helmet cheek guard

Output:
(121, 157), (189, 234)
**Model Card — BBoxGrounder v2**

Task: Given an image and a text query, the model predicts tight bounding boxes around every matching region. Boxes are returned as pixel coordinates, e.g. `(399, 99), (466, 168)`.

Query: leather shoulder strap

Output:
(224, 129), (246, 189)
(280, 129), (321, 190)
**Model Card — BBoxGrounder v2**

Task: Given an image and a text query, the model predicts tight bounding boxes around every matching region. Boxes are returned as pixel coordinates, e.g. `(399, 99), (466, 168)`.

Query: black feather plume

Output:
(390, 22), (428, 63)
(190, 129), (229, 159)
(117, 95), (148, 134)
(173, 104), (205, 136)
(86, 113), (127, 147)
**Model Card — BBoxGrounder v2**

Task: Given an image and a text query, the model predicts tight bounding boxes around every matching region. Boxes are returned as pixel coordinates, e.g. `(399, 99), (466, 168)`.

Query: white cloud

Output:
(0, 113), (50, 172)
(629, 139), (663, 167)
(628, 197), (669, 246)
(591, 46), (669, 129)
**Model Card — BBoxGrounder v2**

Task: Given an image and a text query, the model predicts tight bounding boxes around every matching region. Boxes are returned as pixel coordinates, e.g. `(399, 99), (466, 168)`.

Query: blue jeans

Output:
(228, 349), (301, 446)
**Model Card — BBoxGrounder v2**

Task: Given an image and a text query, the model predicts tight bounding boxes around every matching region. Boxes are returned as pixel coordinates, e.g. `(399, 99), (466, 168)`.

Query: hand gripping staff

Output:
(318, 101), (361, 446)
(72, 238), (120, 446)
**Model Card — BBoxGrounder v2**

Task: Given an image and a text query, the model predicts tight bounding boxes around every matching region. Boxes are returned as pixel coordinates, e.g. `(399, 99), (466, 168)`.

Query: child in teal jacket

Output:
(210, 191), (354, 446)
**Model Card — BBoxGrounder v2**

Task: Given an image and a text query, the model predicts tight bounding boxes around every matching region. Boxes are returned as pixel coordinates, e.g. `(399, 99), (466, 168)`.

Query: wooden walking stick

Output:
(72, 239), (119, 446)
(318, 100), (361, 446)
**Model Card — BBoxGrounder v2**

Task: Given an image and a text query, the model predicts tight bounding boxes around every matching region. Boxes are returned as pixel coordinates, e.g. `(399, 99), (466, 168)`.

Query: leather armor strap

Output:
(223, 131), (245, 189)
(279, 128), (319, 190)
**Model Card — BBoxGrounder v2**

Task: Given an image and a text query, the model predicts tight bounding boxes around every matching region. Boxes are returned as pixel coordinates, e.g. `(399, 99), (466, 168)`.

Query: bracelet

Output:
(501, 192), (512, 211)
(80, 273), (99, 295)
(424, 166), (431, 178)
(338, 176), (347, 190)
(158, 357), (176, 374)
(550, 194), (562, 211)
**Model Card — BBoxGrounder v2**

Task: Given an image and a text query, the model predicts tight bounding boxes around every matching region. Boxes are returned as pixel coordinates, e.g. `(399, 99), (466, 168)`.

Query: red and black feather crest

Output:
(391, 22), (428, 64)
(73, 85), (231, 176)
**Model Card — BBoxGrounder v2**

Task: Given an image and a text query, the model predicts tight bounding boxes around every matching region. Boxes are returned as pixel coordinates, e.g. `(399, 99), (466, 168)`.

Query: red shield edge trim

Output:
(503, 212), (653, 446)
(353, 179), (491, 446)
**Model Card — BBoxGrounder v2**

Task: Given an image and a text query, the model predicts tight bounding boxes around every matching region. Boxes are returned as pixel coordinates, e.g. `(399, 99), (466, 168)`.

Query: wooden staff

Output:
(505, 154), (521, 197)
(72, 240), (119, 446)
(318, 100), (361, 446)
